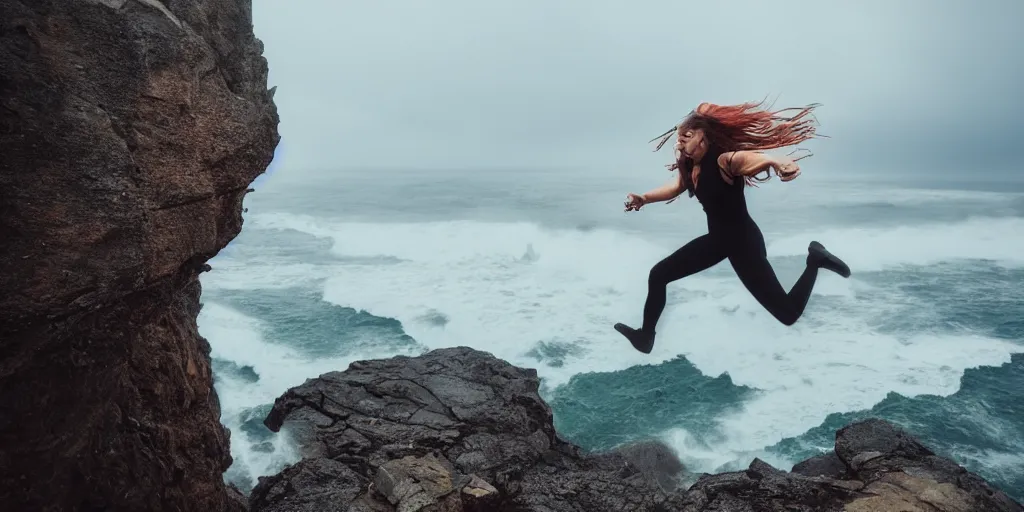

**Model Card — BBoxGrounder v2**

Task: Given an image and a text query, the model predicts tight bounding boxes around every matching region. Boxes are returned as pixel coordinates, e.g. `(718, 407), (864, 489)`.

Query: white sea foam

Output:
(768, 216), (1024, 271)
(197, 301), (422, 487)
(201, 190), (1024, 488)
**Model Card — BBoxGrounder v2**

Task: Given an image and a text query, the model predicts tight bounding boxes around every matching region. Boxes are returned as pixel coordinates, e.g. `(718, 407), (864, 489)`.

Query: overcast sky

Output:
(251, 0), (1023, 179)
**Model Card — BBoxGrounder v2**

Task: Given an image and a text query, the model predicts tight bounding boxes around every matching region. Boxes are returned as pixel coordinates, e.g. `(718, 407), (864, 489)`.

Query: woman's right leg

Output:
(642, 234), (728, 332)
(617, 234), (728, 353)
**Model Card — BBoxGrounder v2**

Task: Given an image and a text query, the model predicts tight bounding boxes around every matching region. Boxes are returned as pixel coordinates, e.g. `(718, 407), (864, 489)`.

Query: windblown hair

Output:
(651, 99), (824, 185)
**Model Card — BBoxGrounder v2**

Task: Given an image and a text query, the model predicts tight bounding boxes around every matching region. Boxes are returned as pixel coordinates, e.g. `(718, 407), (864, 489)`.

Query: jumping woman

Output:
(614, 101), (851, 354)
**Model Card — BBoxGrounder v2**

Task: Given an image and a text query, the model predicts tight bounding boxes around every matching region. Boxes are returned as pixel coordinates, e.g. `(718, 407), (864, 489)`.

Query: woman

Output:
(614, 101), (851, 354)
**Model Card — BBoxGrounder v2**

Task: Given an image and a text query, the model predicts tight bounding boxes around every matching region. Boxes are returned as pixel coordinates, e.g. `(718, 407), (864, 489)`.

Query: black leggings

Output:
(643, 224), (818, 330)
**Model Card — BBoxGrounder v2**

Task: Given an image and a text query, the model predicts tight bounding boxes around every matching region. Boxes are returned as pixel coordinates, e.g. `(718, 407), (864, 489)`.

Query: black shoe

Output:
(614, 323), (655, 354)
(808, 241), (851, 278)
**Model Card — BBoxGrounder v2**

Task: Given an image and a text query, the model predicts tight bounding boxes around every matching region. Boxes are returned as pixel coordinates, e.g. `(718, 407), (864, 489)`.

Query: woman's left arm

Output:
(718, 151), (800, 182)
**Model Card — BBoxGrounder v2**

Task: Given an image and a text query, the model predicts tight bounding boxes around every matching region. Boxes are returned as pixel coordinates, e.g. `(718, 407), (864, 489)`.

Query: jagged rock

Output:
(0, 0), (278, 510)
(373, 454), (464, 512)
(682, 418), (1023, 512)
(790, 451), (848, 480)
(250, 347), (688, 511)
(250, 348), (1023, 512)
(684, 457), (860, 511)
(461, 475), (500, 512)
(616, 440), (687, 492)
(249, 458), (366, 512)
(836, 418), (1022, 512)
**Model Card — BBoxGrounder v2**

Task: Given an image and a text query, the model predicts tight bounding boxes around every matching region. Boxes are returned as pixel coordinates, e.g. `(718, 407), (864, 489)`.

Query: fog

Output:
(252, 0), (1024, 181)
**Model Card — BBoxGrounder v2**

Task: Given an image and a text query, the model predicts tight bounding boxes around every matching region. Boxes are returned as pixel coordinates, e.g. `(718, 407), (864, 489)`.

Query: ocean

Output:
(197, 166), (1024, 500)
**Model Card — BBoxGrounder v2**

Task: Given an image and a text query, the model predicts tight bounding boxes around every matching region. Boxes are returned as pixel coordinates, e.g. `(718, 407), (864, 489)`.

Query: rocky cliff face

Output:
(251, 347), (1023, 512)
(0, 0), (279, 510)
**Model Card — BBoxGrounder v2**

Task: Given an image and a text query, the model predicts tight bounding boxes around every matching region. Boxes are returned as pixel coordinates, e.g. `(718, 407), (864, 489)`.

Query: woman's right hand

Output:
(624, 193), (646, 212)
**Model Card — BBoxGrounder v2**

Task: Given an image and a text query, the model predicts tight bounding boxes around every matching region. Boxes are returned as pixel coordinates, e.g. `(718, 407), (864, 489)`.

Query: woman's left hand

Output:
(773, 156), (801, 181)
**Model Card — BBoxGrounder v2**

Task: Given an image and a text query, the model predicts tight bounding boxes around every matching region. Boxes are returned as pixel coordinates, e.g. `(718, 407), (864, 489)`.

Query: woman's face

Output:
(675, 125), (707, 162)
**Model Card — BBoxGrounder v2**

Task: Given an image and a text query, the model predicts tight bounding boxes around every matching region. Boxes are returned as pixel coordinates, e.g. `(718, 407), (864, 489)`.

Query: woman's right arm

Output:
(640, 172), (685, 203)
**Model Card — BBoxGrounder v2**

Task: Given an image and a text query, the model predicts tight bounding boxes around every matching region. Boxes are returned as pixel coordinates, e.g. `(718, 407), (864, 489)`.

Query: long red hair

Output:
(651, 99), (823, 185)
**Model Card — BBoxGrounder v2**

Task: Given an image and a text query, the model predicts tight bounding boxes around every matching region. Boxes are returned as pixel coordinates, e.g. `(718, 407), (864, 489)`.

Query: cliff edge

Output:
(251, 347), (1023, 512)
(0, 0), (279, 510)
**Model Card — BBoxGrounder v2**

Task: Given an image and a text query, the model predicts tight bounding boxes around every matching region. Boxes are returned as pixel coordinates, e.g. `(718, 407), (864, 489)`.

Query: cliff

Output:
(2, 2), (1021, 512)
(250, 347), (1023, 512)
(0, 0), (278, 510)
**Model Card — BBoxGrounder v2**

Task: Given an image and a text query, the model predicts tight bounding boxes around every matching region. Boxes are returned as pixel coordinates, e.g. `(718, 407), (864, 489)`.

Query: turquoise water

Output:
(769, 353), (1024, 495)
(548, 356), (755, 452)
(199, 169), (1024, 499)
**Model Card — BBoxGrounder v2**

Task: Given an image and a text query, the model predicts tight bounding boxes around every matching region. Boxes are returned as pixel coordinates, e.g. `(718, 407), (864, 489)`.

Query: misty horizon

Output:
(251, 0), (1024, 182)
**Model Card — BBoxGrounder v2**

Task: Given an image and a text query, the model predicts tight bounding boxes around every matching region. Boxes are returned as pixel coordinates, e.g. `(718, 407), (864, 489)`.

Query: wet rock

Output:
(791, 451), (849, 480)
(250, 458), (365, 512)
(0, 0), (279, 509)
(836, 418), (1022, 512)
(373, 454), (463, 512)
(248, 349), (1023, 512)
(616, 440), (687, 492)
(250, 347), (686, 511)
(460, 475), (500, 512)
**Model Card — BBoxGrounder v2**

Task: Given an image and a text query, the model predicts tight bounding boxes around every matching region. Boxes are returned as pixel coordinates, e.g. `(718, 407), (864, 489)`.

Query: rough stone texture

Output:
(0, 0), (279, 510)
(248, 458), (367, 512)
(250, 348), (1024, 512)
(834, 418), (1023, 512)
(662, 417), (1023, 512)
(617, 440), (687, 493)
(250, 347), (689, 511)
(791, 451), (849, 480)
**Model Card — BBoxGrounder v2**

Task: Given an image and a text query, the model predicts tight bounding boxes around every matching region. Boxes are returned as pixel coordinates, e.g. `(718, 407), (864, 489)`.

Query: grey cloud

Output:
(252, 0), (1023, 178)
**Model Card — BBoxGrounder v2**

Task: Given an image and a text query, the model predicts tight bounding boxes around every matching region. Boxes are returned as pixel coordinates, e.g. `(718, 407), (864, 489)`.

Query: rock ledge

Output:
(250, 347), (1023, 512)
